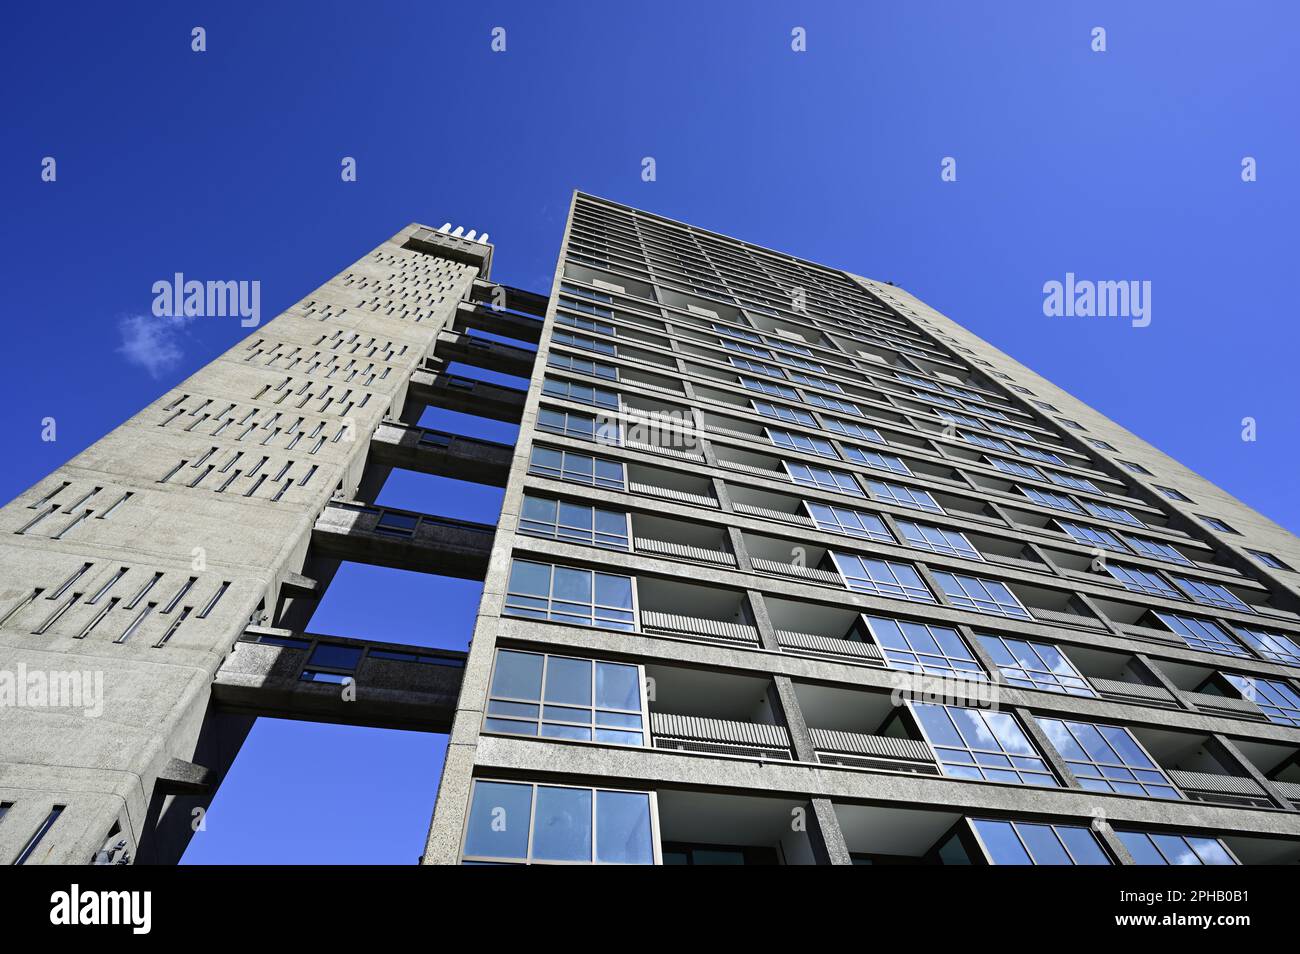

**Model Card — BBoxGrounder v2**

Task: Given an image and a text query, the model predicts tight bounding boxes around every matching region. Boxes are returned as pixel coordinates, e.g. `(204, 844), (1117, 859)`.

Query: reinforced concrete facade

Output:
(5, 193), (1300, 865)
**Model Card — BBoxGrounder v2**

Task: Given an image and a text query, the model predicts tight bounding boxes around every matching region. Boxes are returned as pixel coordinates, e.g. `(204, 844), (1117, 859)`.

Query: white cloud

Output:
(116, 313), (193, 378)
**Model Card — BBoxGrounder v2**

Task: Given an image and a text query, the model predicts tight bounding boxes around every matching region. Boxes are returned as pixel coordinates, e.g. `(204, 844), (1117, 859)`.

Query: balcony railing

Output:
(1166, 769), (1273, 809)
(810, 728), (939, 774)
(640, 611), (760, 647)
(775, 629), (885, 665)
(1183, 690), (1267, 721)
(627, 480), (717, 508)
(1088, 677), (1179, 709)
(634, 536), (736, 567)
(751, 557), (843, 587)
(733, 501), (815, 528)
(650, 711), (792, 760)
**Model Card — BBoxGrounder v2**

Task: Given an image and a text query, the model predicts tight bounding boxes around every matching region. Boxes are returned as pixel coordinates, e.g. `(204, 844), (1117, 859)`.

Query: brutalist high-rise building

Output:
(4, 193), (1300, 865)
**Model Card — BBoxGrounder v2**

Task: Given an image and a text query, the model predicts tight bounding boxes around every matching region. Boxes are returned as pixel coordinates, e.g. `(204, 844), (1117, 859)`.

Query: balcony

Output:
(625, 461), (717, 508)
(637, 578), (760, 647)
(1132, 726), (1275, 809)
(630, 513), (735, 568)
(657, 790), (822, 864)
(742, 532), (845, 588)
(764, 597), (886, 666)
(1060, 645), (1181, 708)
(1150, 657), (1269, 721)
(793, 681), (940, 775)
(835, 804), (966, 864)
(646, 665), (791, 760)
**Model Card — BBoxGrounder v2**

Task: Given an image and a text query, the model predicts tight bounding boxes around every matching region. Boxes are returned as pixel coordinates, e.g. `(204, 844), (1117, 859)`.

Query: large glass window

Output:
(1222, 674), (1300, 727)
(804, 392), (863, 416)
(519, 496), (630, 550)
(787, 371), (843, 392)
(553, 329), (616, 356)
(1046, 470), (1100, 493)
(1036, 718), (1180, 799)
(988, 457), (1043, 480)
(1082, 501), (1144, 527)
(1155, 612), (1248, 658)
(547, 352), (618, 381)
(830, 554), (934, 603)
(1106, 564), (1182, 600)
(823, 417), (884, 443)
(866, 480), (942, 514)
(862, 615), (984, 678)
(1017, 445), (1067, 466)
(739, 375), (799, 399)
(1171, 576), (1253, 613)
(978, 634), (1094, 697)
(912, 704), (1058, 787)
(542, 376), (619, 410)
(528, 446), (624, 490)
(786, 461), (863, 496)
(752, 400), (814, 426)
(895, 520), (980, 560)
(1058, 520), (1128, 553)
(537, 407), (620, 444)
(556, 310), (614, 336)
(503, 560), (636, 631)
(1122, 535), (1192, 566)
(1020, 486), (1082, 513)
(842, 446), (911, 476)
(806, 502), (893, 543)
(728, 355), (782, 378)
(932, 572), (1032, 619)
(1233, 625), (1300, 665)
(462, 780), (654, 864)
(962, 431), (1013, 453)
(721, 338), (771, 359)
(484, 649), (646, 744)
(972, 819), (1111, 865)
(768, 428), (838, 458)
(1115, 830), (1236, 865)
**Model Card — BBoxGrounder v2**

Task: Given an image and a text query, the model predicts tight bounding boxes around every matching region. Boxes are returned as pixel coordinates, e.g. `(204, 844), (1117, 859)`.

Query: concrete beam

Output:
(406, 369), (526, 423)
(310, 500), (494, 579)
(432, 329), (536, 379)
(368, 422), (512, 487)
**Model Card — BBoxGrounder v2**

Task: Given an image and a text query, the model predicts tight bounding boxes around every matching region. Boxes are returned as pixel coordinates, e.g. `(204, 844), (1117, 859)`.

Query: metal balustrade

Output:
(1166, 769), (1273, 808)
(1088, 677), (1179, 708)
(627, 479), (717, 507)
(776, 629), (885, 664)
(640, 610), (761, 646)
(634, 536), (736, 566)
(751, 557), (844, 587)
(650, 711), (792, 760)
(810, 728), (939, 774)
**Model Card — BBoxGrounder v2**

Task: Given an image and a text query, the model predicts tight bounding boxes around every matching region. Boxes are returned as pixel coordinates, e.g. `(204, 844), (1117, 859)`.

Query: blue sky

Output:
(3, 2), (1296, 863)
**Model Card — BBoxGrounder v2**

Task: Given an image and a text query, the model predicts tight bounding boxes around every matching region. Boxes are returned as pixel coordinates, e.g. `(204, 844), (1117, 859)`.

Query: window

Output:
(1155, 613), (1248, 658)
(1155, 486), (1192, 502)
(1020, 486), (1082, 513)
(912, 704), (1057, 787)
(972, 819), (1111, 865)
(721, 338), (772, 359)
(988, 457), (1042, 480)
(862, 615), (984, 678)
(804, 392), (863, 416)
(537, 407), (620, 444)
(461, 780), (654, 864)
(559, 295), (613, 319)
(1198, 515), (1237, 534)
(774, 352), (825, 373)
(1058, 521), (1128, 554)
(528, 446), (624, 490)
(1222, 674), (1300, 727)
(1106, 564), (1182, 600)
(1082, 501), (1144, 527)
(547, 352), (618, 381)
(519, 496), (630, 550)
(842, 446), (911, 476)
(1120, 461), (1151, 475)
(556, 310), (614, 336)
(1017, 445), (1067, 466)
(553, 329), (616, 356)
(1036, 718), (1180, 799)
(787, 371), (843, 392)
(728, 355), (782, 377)
(484, 649), (646, 744)
(1171, 576), (1252, 613)
(768, 428), (837, 458)
(13, 805), (65, 866)
(1247, 549), (1291, 570)
(989, 422), (1035, 442)
(503, 560), (635, 631)
(713, 322), (761, 343)
(752, 400), (814, 426)
(822, 417), (884, 443)
(1233, 625), (1300, 665)
(1008, 384), (1033, 395)
(867, 480), (942, 514)
(1115, 831), (1236, 866)
(1059, 418), (1085, 431)
(932, 572), (1032, 619)
(561, 282), (612, 303)
(1030, 400), (1059, 412)
(961, 431), (1012, 454)
(896, 520), (980, 560)
(1088, 438), (1117, 451)
(739, 375), (798, 400)
(786, 461), (863, 496)
(807, 503), (893, 543)
(830, 554), (934, 603)
(542, 376), (619, 410)
(1045, 470), (1099, 493)
(1122, 535), (1192, 566)
(978, 634), (1094, 696)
